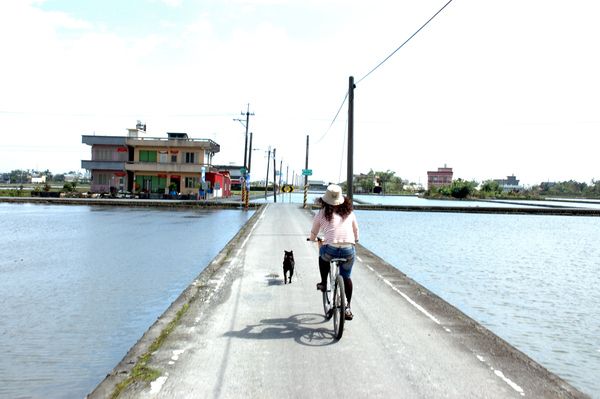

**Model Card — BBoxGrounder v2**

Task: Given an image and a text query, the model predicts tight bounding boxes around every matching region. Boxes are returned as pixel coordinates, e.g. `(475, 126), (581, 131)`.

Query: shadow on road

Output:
(223, 313), (338, 346)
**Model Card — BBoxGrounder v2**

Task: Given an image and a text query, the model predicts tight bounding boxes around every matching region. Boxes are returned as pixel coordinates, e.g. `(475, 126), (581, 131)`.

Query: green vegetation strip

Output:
(111, 302), (191, 398)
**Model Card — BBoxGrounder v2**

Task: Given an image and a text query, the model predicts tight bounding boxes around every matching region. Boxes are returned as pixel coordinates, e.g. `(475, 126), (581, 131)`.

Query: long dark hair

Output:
(315, 196), (353, 222)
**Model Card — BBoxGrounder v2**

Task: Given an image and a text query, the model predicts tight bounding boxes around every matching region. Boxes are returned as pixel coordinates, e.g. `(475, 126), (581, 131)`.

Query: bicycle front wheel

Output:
(322, 269), (332, 318)
(332, 274), (346, 340)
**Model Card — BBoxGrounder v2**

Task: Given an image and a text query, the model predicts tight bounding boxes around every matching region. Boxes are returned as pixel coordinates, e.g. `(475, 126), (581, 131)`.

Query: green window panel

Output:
(139, 151), (157, 162)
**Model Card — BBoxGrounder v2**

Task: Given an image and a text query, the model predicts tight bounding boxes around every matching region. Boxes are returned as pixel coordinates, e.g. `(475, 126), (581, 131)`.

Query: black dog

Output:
(283, 250), (295, 284)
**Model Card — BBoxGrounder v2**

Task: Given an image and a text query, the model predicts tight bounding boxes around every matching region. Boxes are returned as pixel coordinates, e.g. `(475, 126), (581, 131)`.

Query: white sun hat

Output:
(321, 184), (344, 206)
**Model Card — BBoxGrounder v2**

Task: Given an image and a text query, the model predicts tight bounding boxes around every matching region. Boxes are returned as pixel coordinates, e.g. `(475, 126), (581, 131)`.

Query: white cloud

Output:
(46, 10), (93, 29)
(162, 0), (182, 7)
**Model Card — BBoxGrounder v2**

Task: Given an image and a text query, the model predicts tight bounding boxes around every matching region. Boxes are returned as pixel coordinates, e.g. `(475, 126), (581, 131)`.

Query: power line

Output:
(314, 91), (349, 145)
(338, 112), (349, 183)
(315, 1), (453, 146)
(356, 0), (454, 85)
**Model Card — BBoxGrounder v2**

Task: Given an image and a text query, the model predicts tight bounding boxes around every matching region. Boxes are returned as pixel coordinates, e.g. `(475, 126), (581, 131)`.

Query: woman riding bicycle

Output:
(309, 184), (359, 320)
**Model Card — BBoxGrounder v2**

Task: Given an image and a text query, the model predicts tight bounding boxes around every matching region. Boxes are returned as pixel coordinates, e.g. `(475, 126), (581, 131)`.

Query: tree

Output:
(357, 177), (374, 194)
(54, 174), (65, 182)
(375, 170), (395, 195)
(583, 179), (600, 197)
(549, 180), (586, 196)
(389, 176), (407, 193)
(450, 178), (477, 199)
(481, 179), (502, 194)
(9, 169), (24, 184)
(42, 169), (53, 181)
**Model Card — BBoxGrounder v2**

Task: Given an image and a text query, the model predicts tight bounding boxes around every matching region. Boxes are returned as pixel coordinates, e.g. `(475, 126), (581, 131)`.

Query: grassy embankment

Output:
(0, 183), (91, 197)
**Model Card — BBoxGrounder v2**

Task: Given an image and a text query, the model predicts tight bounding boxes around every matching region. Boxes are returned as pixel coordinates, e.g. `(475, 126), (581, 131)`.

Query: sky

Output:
(1, 0), (599, 187)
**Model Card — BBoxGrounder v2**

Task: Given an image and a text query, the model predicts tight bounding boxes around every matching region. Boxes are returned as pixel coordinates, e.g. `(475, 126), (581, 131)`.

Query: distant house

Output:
(494, 175), (522, 192)
(31, 175), (46, 184)
(206, 171), (231, 198)
(353, 173), (372, 193)
(539, 181), (557, 190)
(427, 165), (453, 189)
(216, 164), (243, 189)
(81, 123), (226, 197)
(308, 180), (327, 190)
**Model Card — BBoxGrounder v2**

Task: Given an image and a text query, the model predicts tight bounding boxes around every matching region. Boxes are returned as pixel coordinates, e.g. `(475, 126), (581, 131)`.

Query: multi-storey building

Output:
(427, 165), (453, 189)
(81, 123), (229, 198)
(493, 174), (522, 192)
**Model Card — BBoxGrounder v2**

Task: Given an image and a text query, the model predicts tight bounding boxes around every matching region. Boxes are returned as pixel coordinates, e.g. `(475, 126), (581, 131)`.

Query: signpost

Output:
(303, 136), (310, 208)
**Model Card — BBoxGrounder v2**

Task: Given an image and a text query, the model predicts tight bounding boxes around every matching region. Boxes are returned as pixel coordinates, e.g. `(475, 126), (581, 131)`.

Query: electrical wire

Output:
(338, 113), (348, 183)
(356, 0), (454, 85)
(313, 91), (349, 145)
(316, 0), (453, 146)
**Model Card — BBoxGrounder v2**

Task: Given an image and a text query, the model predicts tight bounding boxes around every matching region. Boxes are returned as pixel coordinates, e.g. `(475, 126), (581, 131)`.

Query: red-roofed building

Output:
(427, 166), (453, 189)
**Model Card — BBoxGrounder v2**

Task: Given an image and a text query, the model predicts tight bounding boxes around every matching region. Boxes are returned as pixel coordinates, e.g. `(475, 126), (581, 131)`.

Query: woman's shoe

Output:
(345, 306), (354, 320)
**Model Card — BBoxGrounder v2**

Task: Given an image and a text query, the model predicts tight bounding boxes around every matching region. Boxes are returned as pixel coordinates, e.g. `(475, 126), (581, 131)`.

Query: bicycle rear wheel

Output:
(322, 269), (332, 318)
(332, 274), (346, 339)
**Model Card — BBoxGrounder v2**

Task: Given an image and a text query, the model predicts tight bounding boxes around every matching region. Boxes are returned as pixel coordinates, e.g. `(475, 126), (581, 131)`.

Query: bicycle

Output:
(308, 237), (347, 340)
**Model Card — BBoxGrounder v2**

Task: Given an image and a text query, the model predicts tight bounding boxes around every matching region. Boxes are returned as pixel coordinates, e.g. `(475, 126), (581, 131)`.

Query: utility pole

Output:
(279, 159), (283, 189)
(303, 135), (309, 208)
(272, 148), (277, 203)
(233, 104), (254, 207)
(246, 132), (253, 208)
(265, 146), (271, 199)
(347, 76), (355, 202)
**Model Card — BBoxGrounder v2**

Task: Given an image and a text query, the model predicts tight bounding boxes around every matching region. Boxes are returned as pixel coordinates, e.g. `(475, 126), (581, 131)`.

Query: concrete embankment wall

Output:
(352, 204), (600, 216)
(0, 196), (262, 209)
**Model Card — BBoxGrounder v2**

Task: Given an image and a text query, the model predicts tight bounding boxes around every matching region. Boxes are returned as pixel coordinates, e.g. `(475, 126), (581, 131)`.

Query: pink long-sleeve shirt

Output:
(309, 210), (359, 245)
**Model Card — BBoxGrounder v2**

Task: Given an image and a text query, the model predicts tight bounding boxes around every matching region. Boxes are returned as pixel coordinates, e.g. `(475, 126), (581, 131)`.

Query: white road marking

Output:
(172, 350), (184, 360)
(150, 376), (168, 394)
(382, 277), (441, 324)
(494, 369), (525, 396)
(365, 263), (440, 325)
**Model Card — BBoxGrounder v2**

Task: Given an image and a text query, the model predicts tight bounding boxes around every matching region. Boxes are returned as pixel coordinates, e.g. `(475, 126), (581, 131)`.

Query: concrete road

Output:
(102, 203), (587, 398)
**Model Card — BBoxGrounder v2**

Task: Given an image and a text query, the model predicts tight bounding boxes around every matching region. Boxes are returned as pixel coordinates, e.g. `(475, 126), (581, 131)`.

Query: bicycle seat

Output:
(330, 258), (348, 262)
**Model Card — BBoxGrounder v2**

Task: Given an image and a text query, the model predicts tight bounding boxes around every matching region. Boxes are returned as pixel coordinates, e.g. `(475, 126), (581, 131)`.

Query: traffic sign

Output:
(302, 169), (312, 176)
(240, 168), (247, 173)
(282, 185), (295, 193)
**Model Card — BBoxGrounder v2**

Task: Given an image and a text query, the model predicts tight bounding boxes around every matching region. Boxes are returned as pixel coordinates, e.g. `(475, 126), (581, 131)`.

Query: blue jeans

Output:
(319, 244), (355, 279)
